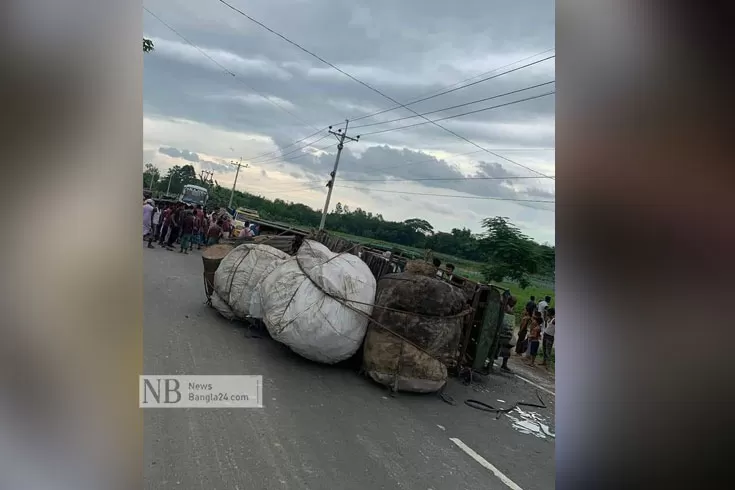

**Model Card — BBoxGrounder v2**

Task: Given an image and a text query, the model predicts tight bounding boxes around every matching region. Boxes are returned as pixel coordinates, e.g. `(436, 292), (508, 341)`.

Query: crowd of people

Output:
(142, 199), (261, 253)
(495, 294), (555, 373)
(515, 295), (555, 368)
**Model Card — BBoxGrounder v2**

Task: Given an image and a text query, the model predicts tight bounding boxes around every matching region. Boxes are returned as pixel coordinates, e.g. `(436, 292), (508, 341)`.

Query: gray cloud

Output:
(201, 159), (237, 174)
(290, 145), (554, 203)
(158, 146), (200, 162)
(144, 0), (555, 240)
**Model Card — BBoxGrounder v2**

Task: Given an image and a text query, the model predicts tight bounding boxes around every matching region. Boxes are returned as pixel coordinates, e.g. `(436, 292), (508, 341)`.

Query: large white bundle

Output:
(259, 240), (376, 364)
(213, 244), (290, 319)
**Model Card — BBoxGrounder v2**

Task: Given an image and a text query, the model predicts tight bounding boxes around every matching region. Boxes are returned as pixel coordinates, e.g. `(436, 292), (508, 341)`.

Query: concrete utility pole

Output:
(165, 170), (174, 195)
(199, 169), (214, 189)
(319, 120), (359, 230)
(146, 167), (158, 192)
(228, 157), (249, 209)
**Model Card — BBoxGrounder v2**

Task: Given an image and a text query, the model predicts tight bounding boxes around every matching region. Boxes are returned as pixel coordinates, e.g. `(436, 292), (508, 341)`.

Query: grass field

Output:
(328, 230), (555, 324)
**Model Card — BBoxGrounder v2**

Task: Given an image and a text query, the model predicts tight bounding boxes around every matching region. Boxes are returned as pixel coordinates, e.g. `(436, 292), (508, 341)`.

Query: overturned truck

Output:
(201, 229), (509, 393)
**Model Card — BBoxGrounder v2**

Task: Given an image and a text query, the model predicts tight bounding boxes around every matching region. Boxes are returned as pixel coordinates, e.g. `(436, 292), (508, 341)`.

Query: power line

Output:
(351, 81), (555, 129)
(412, 48), (554, 99)
(347, 55), (555, 124)
(339, 175), (555, 183)
(344, 147), (553, 177)
(215, 0), (555, 180)
(251, 133), (333, 165)
(337, 185), (556, 204)
(249, 184), (326, 195)
(244, 128), (327, 163)
(144, 6), (322, 133)
(277, 141), (337, 163)
(249, 142), (337, 171)
(359, 91), (555, 136)
(249, 172), (557, 190)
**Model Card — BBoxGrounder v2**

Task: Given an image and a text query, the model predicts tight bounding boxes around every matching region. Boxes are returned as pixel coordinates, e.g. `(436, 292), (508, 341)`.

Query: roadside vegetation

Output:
(143, 164), (555, 323)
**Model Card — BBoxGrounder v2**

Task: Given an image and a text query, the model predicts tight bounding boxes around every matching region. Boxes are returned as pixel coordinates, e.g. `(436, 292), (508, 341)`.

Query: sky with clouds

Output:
(143, 0), (555, 244)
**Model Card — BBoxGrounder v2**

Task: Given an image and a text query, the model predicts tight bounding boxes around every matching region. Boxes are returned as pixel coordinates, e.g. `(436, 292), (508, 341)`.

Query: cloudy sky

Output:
(143, 0), (555, 243)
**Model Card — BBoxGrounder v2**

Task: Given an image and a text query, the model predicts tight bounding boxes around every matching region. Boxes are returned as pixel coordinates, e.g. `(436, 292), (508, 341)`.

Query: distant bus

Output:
(178, 184), (208, 207)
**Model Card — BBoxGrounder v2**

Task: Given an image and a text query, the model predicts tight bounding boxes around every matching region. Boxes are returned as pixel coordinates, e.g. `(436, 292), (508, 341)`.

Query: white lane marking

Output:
(449, 438), (524, 490)
(514, 374), (555, 397)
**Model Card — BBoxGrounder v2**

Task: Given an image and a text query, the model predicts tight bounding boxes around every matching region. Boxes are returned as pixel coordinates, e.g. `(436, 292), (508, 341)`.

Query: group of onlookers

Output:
(143, 199), (263, 252)
(516, 295), (555, 368)
(143, 200), (233, 253)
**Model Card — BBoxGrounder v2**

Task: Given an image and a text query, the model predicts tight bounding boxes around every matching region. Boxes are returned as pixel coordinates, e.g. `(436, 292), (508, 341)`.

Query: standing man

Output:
(537, 295), (552, 324)
(180, 208), (195, 254)
(540, 308), (555, 368)
(525, 295), (537, 317)
(165, 203), (183, 250)
(200, 210), (210, 249)
(158, 205), (172, 246)
(222, 216), (232, 239)
(147, 201), (159, 249)
(194, 205), (204, 250)
(497, 296), (517, 373)
(152, 202), (163, 241)
(142, 199), (155, 246)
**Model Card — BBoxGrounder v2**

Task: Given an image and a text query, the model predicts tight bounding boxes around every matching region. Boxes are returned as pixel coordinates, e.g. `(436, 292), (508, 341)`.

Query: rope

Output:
(210, 233), (469, 377)
(218, 228), (298, 305)
(289, 244), (470, 368)
(464, 392), (547, 419)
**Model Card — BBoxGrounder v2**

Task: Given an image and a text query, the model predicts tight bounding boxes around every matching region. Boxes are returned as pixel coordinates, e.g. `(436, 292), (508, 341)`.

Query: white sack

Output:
(213, 244), (290, 319)
(259, 240), (376, 364)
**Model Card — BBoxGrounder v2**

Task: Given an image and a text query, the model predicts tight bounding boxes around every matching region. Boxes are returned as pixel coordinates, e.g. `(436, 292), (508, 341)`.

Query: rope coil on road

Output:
(464, 392), (547, 419)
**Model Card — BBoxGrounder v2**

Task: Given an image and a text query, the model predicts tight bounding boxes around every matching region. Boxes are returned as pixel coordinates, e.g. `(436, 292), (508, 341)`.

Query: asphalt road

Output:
(144, 246), (556, 490)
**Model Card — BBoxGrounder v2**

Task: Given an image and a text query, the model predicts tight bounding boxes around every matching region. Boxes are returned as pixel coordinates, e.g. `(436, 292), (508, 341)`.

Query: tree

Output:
(143, 38), (154, 53)
(137, 165), (554, 283)
(154, 164), (198, 195)
(403, 218), (434, 235)
(479, 217), (539, 289)
(143, 162), (160, 190)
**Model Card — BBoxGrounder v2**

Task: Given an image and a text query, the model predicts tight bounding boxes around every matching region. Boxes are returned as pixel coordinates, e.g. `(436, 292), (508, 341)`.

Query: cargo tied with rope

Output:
(212, 243), (290, 321)
(362, 273), (471, 393)
(259, 240), (376, 364)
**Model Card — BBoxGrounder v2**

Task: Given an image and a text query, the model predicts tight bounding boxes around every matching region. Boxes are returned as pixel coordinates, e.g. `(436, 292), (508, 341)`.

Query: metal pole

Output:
(166, 171), (173, 195)
(229, 158), (242, 209)
(319, 120), (357, 231)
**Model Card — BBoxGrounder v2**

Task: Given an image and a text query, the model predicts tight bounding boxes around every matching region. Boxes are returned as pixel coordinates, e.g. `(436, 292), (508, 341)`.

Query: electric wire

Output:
(359, 91), (555, 136)
(336, 186), (555, 204)
(347, 55), (555, 124)
(350, 81), (555, 129)
(144, 6), (322, 133)
(215, 0), (555, 179)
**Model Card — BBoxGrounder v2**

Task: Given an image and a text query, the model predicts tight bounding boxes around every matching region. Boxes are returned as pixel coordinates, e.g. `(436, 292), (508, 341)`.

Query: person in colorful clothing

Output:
(179, 208), (195, 254)
(540, 308), (555, 368)
(527, 311), (544, 366)
(497, 296), (517, 372)
(207, 219), (223, 245)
